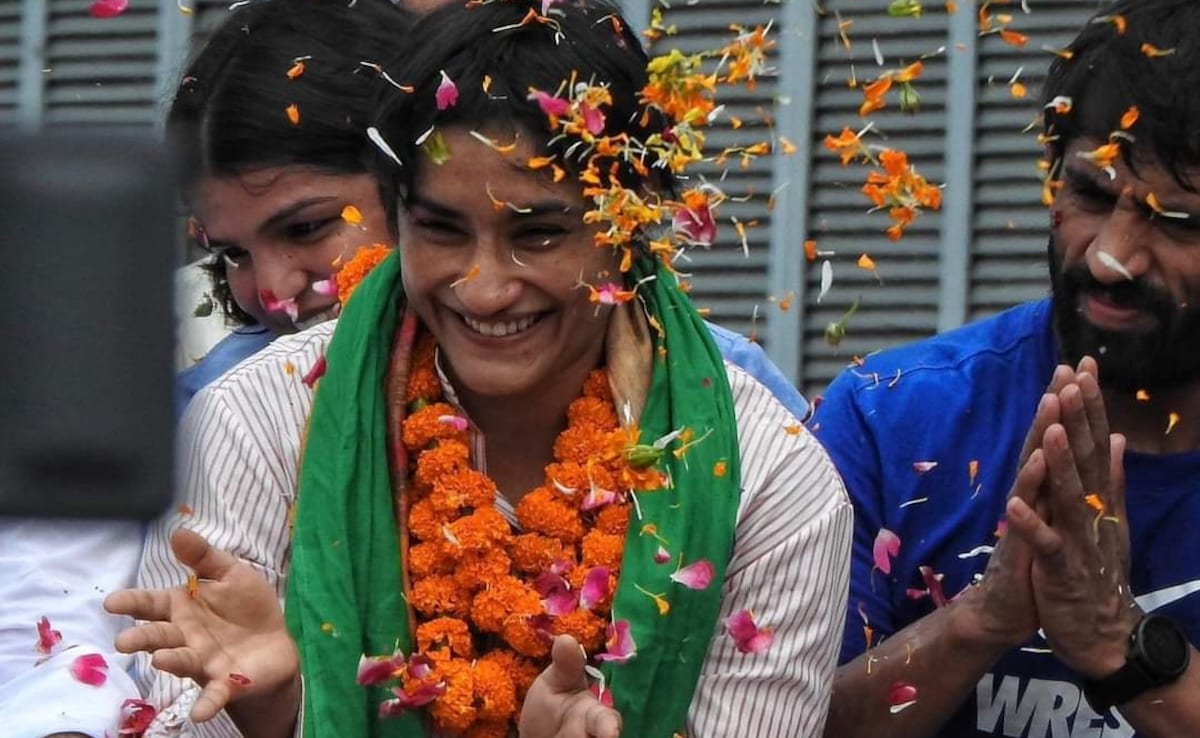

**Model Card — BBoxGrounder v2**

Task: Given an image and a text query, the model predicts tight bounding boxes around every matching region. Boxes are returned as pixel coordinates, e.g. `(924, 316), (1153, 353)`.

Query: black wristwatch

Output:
(1083, 614), (1191, 711)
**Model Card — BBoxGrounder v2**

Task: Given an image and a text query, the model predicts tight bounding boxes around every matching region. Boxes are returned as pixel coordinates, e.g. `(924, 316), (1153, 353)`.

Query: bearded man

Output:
(814, 1), (1200, 736)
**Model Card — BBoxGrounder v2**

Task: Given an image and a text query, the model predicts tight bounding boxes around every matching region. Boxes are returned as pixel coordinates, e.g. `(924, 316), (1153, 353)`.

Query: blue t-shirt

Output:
(176, 321), (808, 422)
(175, 326), (273, 416)
(813, 299), (1200, 738)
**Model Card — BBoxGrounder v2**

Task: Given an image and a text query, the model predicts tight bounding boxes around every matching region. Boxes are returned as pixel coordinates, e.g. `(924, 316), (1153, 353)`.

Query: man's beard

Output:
(1048, 238), (1200, 392)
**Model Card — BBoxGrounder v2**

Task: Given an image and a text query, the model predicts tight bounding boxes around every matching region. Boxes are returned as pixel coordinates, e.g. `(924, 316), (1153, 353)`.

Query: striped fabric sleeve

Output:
(135, 327), (329, 738)
(687, 362), (853, 738)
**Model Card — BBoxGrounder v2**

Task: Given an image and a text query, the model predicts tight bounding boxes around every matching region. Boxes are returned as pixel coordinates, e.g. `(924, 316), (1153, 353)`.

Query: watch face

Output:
(1140, 617), (1191, 676)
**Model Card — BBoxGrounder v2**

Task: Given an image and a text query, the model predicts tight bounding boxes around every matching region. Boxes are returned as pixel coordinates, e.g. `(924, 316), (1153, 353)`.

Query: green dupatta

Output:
(285, 252), (741, 737)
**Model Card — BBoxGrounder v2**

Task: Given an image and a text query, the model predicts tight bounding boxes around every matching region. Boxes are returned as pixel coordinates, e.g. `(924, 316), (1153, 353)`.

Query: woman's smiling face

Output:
(398, 127), (620, 402)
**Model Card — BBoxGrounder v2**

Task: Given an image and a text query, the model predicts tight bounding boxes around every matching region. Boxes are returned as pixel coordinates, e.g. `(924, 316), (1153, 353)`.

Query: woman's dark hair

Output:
(170, 0), (410, 324)
(1042, 0), (1200, 190)
(371, 0), (671, 220)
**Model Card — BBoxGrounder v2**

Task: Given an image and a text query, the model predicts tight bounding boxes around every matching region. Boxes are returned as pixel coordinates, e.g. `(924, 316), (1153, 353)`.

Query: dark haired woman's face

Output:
(1049, 138), (1200, 390)
(398, 127), (619, 403)
(193, 167), (392, 334)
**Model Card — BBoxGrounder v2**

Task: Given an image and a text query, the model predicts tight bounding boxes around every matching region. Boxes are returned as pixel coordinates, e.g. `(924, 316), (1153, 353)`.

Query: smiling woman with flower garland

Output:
(107, 1), (851, 737)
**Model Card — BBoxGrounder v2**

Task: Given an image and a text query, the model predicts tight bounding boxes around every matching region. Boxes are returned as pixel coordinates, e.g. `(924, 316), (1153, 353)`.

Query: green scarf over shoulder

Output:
(285, 252), (741, 737)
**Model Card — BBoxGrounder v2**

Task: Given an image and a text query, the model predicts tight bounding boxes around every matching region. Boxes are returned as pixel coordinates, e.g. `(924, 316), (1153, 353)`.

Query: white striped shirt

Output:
(136, 322), (852, 738)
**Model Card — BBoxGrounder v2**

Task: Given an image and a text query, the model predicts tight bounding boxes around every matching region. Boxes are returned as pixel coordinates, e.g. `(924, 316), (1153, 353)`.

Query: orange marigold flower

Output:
(416, 617), (476, 660)
(581, 530), (625, 571)
(567, 396), (619, 431)
(516, 487), (585, 544)
(408, 497), (450, 542)
(552, 608), (608, 653)
(553, 424), (607, 465)
(582, 370), (612, 401)
(824, 127), (865, 166)
(612, 464), (667, 494)
(335, 244), (392, 305)
(453, 549), (513, 591)
(416, 441), (472, 489)
(510, 534), (573, 574)
(431, 468), (498, 516)
(402, 403), (467, 450)
(430, 659), (477, 735)
(501, 616), (552, 659)
(409, 541), (454, 578)
(479, 649), (541, 700)
(594, 503), (631, 536)
(471, 576), (544, 633)
(446, 507), (512, 553)
(472, 659), (518, 722)
(411, 575), (472, 618)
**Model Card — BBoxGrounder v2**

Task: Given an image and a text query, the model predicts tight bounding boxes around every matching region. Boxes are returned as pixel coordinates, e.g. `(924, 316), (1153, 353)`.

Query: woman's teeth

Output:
(463, 314), (538, 337)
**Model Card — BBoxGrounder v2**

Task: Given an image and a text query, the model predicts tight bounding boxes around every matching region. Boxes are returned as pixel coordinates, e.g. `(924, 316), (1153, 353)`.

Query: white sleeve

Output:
(687, 365), (854, 738)
(136, 356), (311, 738)
(0, 518), (143, 738)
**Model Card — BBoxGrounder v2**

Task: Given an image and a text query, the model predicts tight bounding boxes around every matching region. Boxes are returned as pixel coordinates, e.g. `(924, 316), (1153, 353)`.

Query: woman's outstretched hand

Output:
(104, 529), (300, 734)
(519, 635), (621, 738)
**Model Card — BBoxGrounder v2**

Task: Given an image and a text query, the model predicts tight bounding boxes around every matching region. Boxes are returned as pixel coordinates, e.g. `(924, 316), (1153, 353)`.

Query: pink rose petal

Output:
(437, 414), (469, 432)
(528, 89), (571, 118)
(259, 289), (299, 321)
(580, 485), (619, 511)
(35, 616), (62, 655)
(725, 609), (774, 654)
(301, 355), (328, 388)
(581, 102), (606, 135)
(672, 203), (717, 246)
(670, 559), (715, 590)
(406, 654), (434, 680)
(312, 278), (338, 298)
(579, 566), (610, 611)
(436, 70), (458, 111)
(595, 619), (636, 663)
(356, 652), (404, 686)
(70, 653), (109, 686)
(589, 682), (614, 707)
(89, 0), (129, 18)
(653, 545), (671, 564)
(911, 460), (939, 474)
(873, 527), (901, 575)
(379, 680), (447, 717)
(919, 565), (948, 607)
(118, 698), (157, 736)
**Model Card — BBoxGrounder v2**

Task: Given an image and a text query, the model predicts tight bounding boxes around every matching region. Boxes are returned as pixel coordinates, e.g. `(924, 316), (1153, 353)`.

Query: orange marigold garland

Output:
(334, 244), (393, 305)
(359, 344), (666, 735)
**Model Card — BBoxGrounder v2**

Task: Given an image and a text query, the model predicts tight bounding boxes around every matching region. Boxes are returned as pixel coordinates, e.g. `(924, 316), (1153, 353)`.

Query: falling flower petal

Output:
(912, 460), (938, 474)
(579, 566), (611, 610)
(725, 609), (775, 653)
(379, 681), (447, 716)
(919, 565), (948, 607)
(1097, 251), (1133, 280)
(1167, 412), (1180, 435)
(1119, 106), (1139, 130)
(670, 559), (715, 590)
(817, 260), (833, 303)
(228, 672), (252, 687)
(999, 29), (1027, 47)
(595, 620), (637, 662)
(888, 681), (919, 713)
(285, 104), (300, 125)
(968, 459), (980, 485)
(437, 414), (469, 432)
(672, 200), (717, 246)
(301, 356), (328, 388)
(589, 682), (615, 708)
(528, 88), (571, 117)
(873, 528), (901, 575)
(70, 653), (109, 686)
(580, 102), (606, 135)
(89, 0), (129, 18)
(313, 278), (338, 298)
(1141, 42), (1175, 57)
(35, 617), (62, 655)
(1136, 389), (1151, 401)
(436, 70), (459, 111)
(341, 205), (363, 225)
(357, 652), (403, 686)
(287, 60), (305, 80)
(367, 126), (402, 167)
(259, 289), (299, 321)
(118, 698), (157, 736)
(653, 545), (671, 564)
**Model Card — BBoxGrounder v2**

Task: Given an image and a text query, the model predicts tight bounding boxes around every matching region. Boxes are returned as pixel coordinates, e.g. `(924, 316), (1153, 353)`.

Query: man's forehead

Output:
(1063, 137), (1200, 193)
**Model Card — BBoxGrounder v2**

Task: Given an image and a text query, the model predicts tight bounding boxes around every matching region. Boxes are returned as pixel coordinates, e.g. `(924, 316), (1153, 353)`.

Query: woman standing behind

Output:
(171, 0), (404, 414)
(111, 1), (850, 736)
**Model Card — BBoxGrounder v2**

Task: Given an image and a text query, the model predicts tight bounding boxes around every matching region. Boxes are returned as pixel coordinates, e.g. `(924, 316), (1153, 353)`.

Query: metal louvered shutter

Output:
(969, 0), (1108, 321)
(43, 0), (159, 127)
(0, 0), (18, 126)
(658, 0), (779, 341)
(802, 5), (949, 396)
